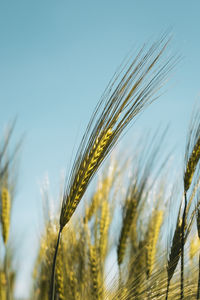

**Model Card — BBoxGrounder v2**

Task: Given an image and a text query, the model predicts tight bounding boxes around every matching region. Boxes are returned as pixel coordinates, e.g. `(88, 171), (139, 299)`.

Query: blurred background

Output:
(0, 1), (200, 298)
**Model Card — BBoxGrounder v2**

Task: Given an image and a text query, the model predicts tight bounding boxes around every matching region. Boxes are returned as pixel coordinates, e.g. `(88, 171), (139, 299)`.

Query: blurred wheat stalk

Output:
(33, 138), (200, 299)
(0, 121), (22, 300)
(3, 35), (200, 300)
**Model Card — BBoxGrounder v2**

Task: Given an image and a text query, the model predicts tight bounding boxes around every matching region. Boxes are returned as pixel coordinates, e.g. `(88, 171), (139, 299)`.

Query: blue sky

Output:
(0, 1), (200, 297)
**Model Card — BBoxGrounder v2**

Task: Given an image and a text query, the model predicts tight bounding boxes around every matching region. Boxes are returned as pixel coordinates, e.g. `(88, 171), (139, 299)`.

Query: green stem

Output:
(4, 249), (11, 300)
(165, 279), (170, 300)
(49, 228), (62, 300)
(181, 191), (187, 300)
(197, 253), (200, 299)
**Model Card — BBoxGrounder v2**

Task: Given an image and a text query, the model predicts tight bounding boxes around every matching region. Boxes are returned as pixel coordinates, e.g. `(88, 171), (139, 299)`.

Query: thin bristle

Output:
(60, 37), (173, 230)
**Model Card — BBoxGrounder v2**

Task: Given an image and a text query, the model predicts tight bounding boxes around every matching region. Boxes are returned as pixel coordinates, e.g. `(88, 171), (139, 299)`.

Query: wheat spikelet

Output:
(0, 271), (7, 300)
(84, 192), (100, 224)
(146, 210), (163, 277)
(1, 187), (11, 244)
(167, 217), (182, 286)
(55, 253), (64, 300)
(33, 222), (58, 299)
(197, 207), (200, 240)
(184, 136), (200, 192)
(117, 180), (144, 267)
(165, 207), (192, 299)
(117, 131), (167, 268)
(60, 128), (113, 228)
(89, 244), (102, 300)
(99, 200), (110, 260)
(69, 270), (80, 300)
(117, 195), (137, 266)
(184, 108), (200, 193)
(186, 176), (200, 217)
(84, 162), (116, 224)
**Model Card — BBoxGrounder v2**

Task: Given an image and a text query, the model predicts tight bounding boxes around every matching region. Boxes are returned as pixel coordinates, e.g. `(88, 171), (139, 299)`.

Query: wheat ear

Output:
(117, 134), (164, 267)
(84, 192), (100, 224)
(60, 128), (113, 228)
(166, 200), (194, 300)
(89, 244), (102, 300)
(55, 251), (64, 300)
(50, 36), (174, 299)
(181, 108), (200, 299)
(0, 187), (11, 245)
(184, 136), (200, 192)
(166, 214), (182, 300)
(60, 36), (173, 231)
(117, 194), (138, 266)
(99, 200), (110, 261)
(0, 271), (7, 300)
(190, 235), (200, 261)
(146, 210), (163, 278)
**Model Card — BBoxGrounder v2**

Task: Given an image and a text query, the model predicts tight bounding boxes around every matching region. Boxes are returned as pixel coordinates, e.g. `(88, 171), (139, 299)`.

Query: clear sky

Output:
(0, 1), (200, 298)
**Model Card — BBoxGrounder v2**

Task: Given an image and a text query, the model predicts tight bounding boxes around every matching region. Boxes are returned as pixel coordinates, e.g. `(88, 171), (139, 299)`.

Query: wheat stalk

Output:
(49, 36), (174, 299)
(196, 196), (200, 299)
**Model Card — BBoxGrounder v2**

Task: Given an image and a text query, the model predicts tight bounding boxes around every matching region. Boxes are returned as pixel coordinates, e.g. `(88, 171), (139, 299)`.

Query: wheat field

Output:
(1, 36), (200, 300)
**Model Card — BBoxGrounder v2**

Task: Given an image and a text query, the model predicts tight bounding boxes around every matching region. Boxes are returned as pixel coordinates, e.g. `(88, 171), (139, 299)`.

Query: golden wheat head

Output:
(184, 108), (200, 192)
(1, 187), (11, 244)
(59, 36), (174, 231)
(146, 210), (163, 277)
